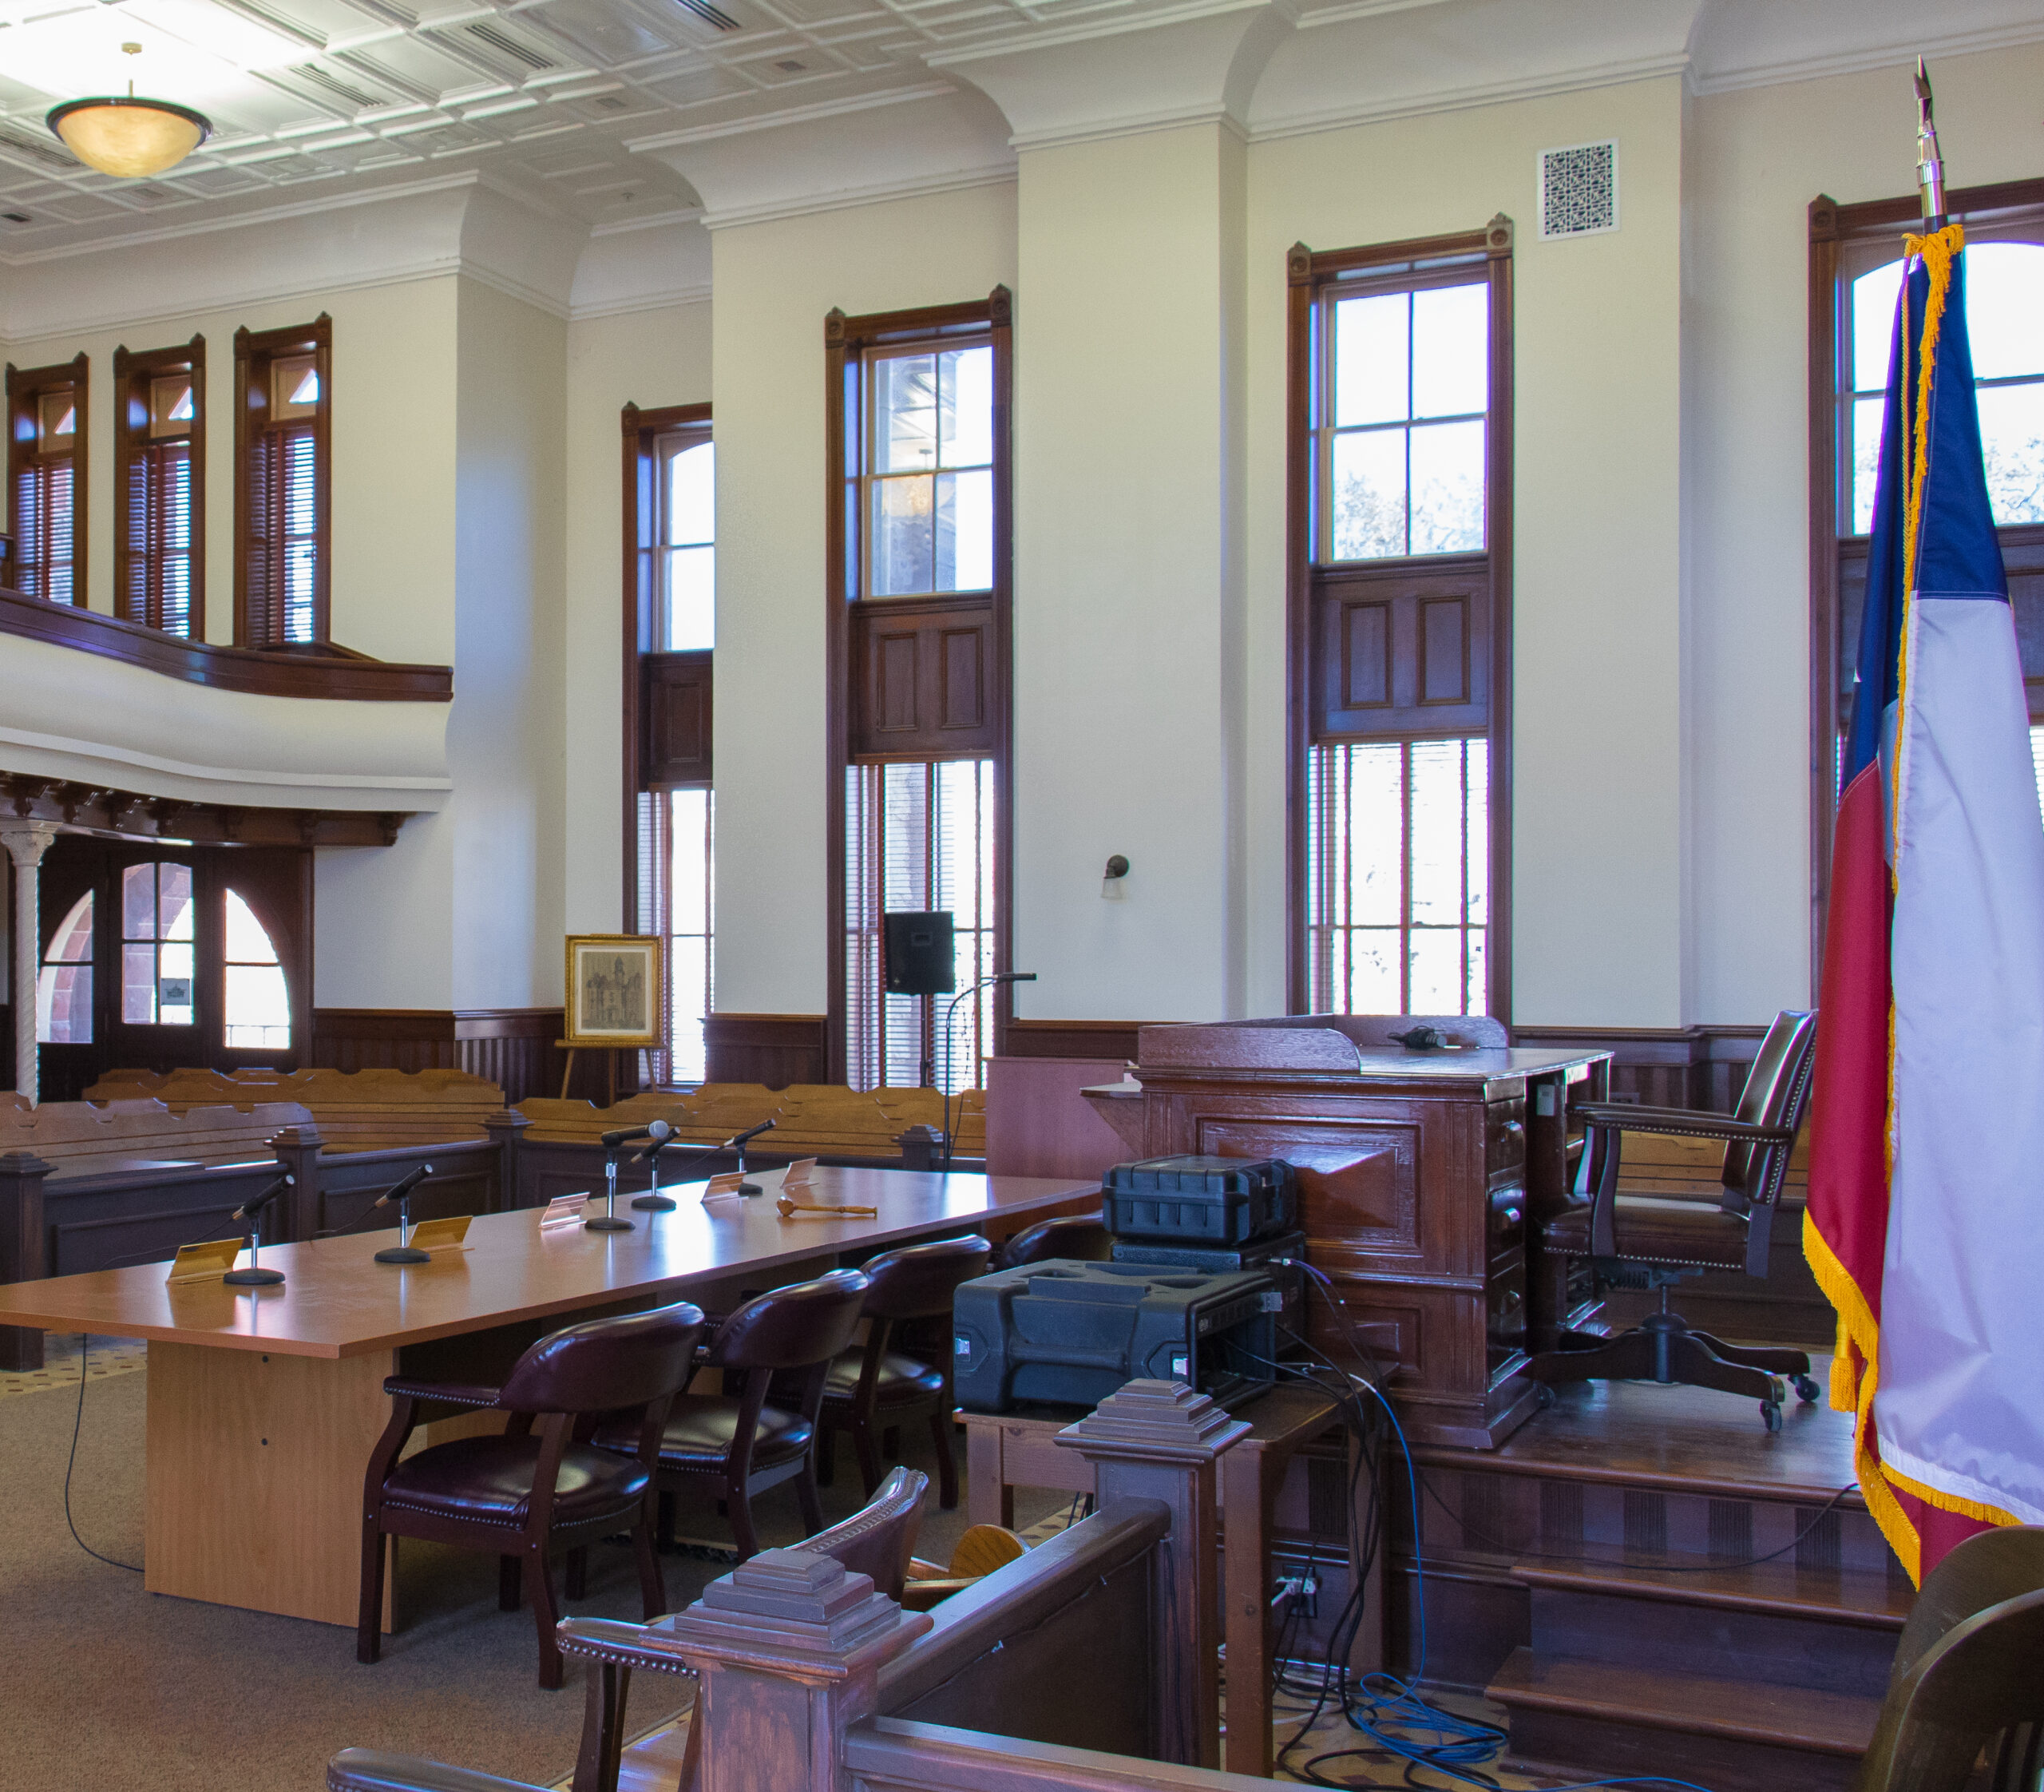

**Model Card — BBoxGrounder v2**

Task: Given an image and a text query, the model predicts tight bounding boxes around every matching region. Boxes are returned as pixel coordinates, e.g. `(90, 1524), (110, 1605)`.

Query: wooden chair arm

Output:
(556, 1616), (696, 1676)
(1574, 1103), (1794, 1144)
(327, 1750), (544, 1792)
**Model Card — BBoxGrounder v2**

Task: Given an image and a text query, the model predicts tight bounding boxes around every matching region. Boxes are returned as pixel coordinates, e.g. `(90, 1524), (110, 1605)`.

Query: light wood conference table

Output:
(0, 1164), (1095, 1629)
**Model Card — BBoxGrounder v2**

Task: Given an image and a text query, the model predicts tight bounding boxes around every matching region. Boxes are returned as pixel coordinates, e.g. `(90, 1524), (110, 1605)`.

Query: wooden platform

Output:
(1393, 1358), (1908, 1792)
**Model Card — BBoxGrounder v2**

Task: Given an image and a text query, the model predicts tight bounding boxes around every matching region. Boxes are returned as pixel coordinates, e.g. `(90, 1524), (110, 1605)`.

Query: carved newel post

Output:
(661, 1548), (933, 1792)
(0, 820), (58, 1107)
(1056, 1378), (1249, 1769)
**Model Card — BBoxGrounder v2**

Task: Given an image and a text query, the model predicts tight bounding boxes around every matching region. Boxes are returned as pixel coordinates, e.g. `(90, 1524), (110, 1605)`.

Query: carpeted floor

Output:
(0, 1339), (1065, 1792)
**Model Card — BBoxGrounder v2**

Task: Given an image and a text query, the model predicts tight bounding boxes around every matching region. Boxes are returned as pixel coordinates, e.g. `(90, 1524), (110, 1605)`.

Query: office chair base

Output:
(1524, 1310), (1817, 1429)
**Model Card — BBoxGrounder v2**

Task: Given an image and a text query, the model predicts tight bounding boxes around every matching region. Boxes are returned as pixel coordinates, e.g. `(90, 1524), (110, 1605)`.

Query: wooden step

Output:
(1488, 1647), (1880, 1792)
(1514, 1560), (1903, 1698)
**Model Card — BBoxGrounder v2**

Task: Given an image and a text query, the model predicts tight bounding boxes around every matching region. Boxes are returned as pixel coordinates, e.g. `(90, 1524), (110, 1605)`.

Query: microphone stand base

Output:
(584, 1216), (636, 1232)
(223, 1267), (286, 1287)
(631, 1195), (678, 1211)
(373, 1247), (431, 1265)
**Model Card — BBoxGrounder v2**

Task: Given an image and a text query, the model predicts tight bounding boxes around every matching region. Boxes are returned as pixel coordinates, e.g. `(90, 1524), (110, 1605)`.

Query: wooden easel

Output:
(557, 1041), (622, 1104)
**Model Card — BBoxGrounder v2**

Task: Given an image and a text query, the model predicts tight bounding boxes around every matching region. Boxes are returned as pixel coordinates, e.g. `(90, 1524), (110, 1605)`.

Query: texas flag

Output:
(1807, 221), (2044, 1586)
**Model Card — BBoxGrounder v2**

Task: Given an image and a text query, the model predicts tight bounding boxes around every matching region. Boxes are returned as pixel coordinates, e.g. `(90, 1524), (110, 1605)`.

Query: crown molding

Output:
(624, 81), (957, 154)
(1689, 18), (2044, 97)
(0, 724), (453, 806)
(589, 204), (707, 238)
(1289, 0), (1458, 26)
(699, 161), (1016, 232)
(569, 280), (714, 321)
(1008, 101), (1249, 153)
(1248, 50), (1689, 142)
(459, 261), (573, 320)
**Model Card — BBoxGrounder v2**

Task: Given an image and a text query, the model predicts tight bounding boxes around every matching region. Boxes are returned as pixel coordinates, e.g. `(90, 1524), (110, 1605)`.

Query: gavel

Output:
(776, 1195), (877, 1219)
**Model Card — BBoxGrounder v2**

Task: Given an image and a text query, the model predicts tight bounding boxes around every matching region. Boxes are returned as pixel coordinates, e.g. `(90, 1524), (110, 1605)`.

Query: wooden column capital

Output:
(662, 1549), (930, 1792)
(1054, 1377), (1250, 1468)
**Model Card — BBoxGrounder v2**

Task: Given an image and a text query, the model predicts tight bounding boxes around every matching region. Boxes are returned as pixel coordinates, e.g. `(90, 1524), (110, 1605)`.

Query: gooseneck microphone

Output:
(628, 1120), (678, 1164)
(942, 972), (1037, 1169)
(601, 1123), (657, 1149)
(372, 1163), (437, 1266)
(629, 1120), (678, 1212)
(224, 1174), (295, 1287)
(731, 1118), (775, 1196)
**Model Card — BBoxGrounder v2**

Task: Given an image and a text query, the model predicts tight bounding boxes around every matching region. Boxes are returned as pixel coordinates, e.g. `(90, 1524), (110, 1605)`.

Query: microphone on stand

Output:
(373, 1164), (437, 1265)
(730, 1118), (776, 1196)
(626, 1121), (677, 1212)
(942, 973), (1036, 1171)
(224, 1174), (295, 1287)
(601, 1123), (657, 1149)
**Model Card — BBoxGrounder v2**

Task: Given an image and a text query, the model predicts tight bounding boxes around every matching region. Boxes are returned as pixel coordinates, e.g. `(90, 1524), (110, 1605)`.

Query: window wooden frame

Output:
(1285, 224), (1515, 1022)
(1807, 176), (2044, 982)
(824, 289), (1013, 1086)
(6, 351), (88, 607)
(113, 335), (204, 636)
(234, 315), (331, 646)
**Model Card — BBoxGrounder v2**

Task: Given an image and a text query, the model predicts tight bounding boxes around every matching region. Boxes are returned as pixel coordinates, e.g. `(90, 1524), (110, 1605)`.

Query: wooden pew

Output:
(0, 1096), (524, 1372)
(82, 1066), (507, 1153)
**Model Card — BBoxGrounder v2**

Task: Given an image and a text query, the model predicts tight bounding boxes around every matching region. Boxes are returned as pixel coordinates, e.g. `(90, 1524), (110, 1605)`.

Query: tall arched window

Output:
(224, 890), (290, 1049)
(121, 860), (195, 1025)
(37, 890), (93, 1044)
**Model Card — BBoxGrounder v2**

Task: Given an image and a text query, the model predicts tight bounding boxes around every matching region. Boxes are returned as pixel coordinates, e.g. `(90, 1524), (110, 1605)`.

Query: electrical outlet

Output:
(1274, 1573), (1320, 1618)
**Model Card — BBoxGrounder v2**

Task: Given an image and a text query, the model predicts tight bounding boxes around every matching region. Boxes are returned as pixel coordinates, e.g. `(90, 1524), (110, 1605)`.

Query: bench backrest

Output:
(0, 1096), (311, 1172)
(515, 1083), (987, 1159)
(82, 1068), (505, 1153)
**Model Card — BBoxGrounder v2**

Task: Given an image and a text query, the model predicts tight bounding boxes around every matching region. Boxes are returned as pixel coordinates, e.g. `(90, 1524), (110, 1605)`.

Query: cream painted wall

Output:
(1245, 77), (1688, 1027)
(1012, 125), (1248, 1022)
(709, 183), (1020, 1016)
(449, 278), (567, 1010)
(1684, 42), (2044, 1024)
(561, 299), (713, 942)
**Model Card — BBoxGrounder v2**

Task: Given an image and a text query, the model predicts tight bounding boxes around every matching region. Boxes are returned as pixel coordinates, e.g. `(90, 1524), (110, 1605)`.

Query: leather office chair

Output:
(327, 1467), (933, 1792)
(1523, 1009), (1819, 1429)
(356, 1299), (705, 1689)
(1000, 1214), (1111, 1268)
(1856, 1525), (2044, 1792)
(815, 1234), (992, 1509)
(593, 1267), (869, 1558)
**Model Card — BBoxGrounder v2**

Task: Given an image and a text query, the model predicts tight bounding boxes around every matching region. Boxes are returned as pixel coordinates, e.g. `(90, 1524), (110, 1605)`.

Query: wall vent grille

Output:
(466, 22), (555, 69)
(674, 0), (744, 30)
(1538, 139), (1618, 240)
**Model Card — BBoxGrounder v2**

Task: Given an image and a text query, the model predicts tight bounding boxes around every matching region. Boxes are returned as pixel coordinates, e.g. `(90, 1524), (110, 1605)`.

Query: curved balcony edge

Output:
(0, 587), (453, 703)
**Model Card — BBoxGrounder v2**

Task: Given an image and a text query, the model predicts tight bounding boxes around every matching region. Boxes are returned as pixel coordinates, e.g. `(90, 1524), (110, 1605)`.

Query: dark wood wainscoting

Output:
(997, 1018), (1145, 1064)
(1510, 1024), (1768, 1112)
(703, 1013), (826, 1088)
(308, 1008), (564, 1105)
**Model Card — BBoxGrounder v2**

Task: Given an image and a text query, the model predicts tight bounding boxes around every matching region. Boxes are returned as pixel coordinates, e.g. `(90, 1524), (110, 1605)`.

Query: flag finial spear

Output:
(1916, 57), (1947, 230)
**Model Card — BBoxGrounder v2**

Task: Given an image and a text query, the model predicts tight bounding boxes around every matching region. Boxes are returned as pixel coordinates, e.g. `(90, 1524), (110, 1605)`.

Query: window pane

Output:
(1464, 741), (1490, 924)
(1411, 283), (1487, 418)
(122, 863), (157, 941)
(1965, 244), (2044, 382)
(160, 862), (193, 939)
(1852, 261), (1905, 394)
(37, 963), (91, 1044)
(48, 890), (93, 963)
(669, 938), (709, 1084)
(1345, 744), (1403, 926)
(667, 441), (715, 546)
(159, 942), (195, 1024)
(941, 347), (993, 469)
(224, 890), (280, 964)
(39, 390), (75, 443)
(1334, 294), (1407, 427)
(873, 477), (934, 596)
(1408, 419), (1485, 553)
(1408, 739), (1466, 923)
(1977, 383), (2044, 526)
(224, 964), (290, 1049)
(1331, 429), (1406, 561)
(666, 545), (715, 651)
(1465, 926), (1487, 1016)
(877, 355), (938, 474)
(1347, 928), (1402, 1013)
(1852, 394), (1885, 535)
(123, 943), (157, 1024)
(1408, 926), (1462, 1012)
(671, 789), (711, 936)
(936, 470), (992, 593)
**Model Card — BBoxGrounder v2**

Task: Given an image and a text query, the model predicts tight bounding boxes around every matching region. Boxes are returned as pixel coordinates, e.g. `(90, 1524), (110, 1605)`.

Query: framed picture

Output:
(564, 934), (663, 1048)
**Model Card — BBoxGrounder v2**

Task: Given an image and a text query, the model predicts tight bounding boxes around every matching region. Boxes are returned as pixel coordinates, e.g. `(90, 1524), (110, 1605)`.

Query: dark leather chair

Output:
(357, 1299), (704, 1689)
(1523, 1009), (1820, 1429)
(1856, 1525), (2044, 1792)
(593, 1267), (869, 1558)
(815, 1234), (992, 1509)
(1000, 1214), (1112, 1268)
(326, 1467), (932, 1792)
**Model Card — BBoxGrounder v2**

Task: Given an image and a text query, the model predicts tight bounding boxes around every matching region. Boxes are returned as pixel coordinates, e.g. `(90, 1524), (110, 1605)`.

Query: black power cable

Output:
(63, 1335), (142, 1574)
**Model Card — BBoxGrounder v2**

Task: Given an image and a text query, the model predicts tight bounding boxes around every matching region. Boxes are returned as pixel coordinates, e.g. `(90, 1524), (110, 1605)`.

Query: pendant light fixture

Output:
(47, 42), (212, 180)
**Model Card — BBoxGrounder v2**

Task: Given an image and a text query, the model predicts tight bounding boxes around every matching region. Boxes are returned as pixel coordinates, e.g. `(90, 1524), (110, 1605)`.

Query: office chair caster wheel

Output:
(1535, 1385), (1557, 1409)
(1794, 1374), (1821, 1404)
(1761, 1400), (1783, 1433)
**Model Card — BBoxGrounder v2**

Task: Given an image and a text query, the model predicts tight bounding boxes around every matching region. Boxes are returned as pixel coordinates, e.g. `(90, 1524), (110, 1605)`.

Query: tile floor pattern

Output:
(0, 1332), (148, 1401)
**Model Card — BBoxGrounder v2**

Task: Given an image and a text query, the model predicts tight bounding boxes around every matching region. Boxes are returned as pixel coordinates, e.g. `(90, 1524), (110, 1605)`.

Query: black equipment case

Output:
(1101, 1156), (1296, 1246)
(953, 1259), (1281, 1413)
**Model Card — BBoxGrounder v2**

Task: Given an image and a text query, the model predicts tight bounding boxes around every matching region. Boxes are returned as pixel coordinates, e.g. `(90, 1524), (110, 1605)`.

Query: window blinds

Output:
(122, 441), (193, 635)
(14, 457), (74, 605)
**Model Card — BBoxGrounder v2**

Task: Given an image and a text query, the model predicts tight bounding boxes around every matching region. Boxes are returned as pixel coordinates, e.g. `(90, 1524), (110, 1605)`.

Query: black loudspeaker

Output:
(884, 911), (955, 996)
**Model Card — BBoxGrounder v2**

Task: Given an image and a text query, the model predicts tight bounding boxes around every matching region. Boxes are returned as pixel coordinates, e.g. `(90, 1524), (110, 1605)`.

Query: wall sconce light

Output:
(1102, 854), (1130, 899)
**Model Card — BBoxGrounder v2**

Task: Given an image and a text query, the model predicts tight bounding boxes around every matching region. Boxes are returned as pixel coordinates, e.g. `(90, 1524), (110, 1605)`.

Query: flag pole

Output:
(1915, 57), (1947, 230)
